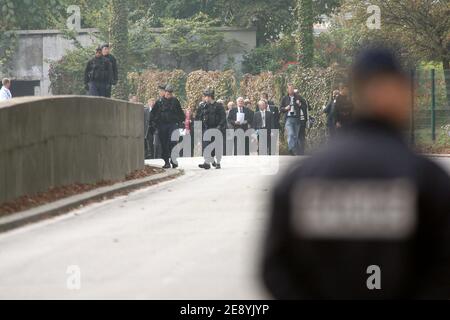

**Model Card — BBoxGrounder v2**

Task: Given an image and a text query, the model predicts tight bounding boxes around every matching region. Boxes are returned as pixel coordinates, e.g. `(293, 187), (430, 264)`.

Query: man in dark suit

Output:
(261, 93), (280, 130)
(228, 97), (254, 155)
(254, 100), (275, 155)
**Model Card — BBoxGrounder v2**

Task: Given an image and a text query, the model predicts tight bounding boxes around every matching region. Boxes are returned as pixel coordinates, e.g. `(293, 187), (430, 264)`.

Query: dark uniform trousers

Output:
(298, 122), (307, 156)
(146, 131), (161, 159)
(89, 82), (108, 97)
(105, 86), (112, 98)
(202, 133), (224, 164)
(159, 123), (179, 163)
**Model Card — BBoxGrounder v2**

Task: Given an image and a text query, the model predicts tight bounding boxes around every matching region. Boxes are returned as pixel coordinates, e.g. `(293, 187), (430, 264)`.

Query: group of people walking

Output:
(140, 82), (353, 170)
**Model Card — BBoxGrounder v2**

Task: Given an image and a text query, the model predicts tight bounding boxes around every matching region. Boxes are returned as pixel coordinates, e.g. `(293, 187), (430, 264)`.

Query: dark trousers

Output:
(232, 136), (251, 156)
(88, 82), (108, 97)
(258, 129), (272, 155)
(145, 137), (151, 159)
(298, 123), (307, 156)
(105, 84), (113, 98)
(202, 135), (223, 164)
(159, 123), (178, 163)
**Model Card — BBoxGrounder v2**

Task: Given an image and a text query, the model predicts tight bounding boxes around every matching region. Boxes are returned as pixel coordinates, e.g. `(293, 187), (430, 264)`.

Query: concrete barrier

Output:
(0, 96), (144, 203)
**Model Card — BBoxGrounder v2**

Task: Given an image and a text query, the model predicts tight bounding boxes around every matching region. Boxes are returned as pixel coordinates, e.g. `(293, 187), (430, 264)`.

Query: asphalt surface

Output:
(0, 156), (449, 300)
(0, 156), (291, 299)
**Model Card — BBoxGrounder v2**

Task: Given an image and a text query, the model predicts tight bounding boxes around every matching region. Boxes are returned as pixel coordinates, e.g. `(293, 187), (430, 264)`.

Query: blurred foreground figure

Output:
(262, 47), (450, 299)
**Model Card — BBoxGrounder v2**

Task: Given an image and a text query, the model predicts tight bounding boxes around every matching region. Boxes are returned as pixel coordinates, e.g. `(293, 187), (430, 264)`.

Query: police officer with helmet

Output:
(151, 85), (185, 169)
(196, 88), (227, 170)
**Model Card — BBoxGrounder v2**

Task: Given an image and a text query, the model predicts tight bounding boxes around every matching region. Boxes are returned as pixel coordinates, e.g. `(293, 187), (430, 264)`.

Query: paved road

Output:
(0, 156), (292, 299)
(0, 156), (449, 300)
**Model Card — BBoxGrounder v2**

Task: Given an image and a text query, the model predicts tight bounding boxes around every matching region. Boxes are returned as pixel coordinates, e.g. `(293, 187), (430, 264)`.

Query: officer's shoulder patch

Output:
(290, 179), (417, 240)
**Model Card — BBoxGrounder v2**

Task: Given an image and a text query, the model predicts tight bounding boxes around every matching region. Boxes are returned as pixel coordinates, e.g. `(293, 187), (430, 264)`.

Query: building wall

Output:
(10, 27), (256, 96)
(0, 96), (144, 203)
(12, 29), (98, 96)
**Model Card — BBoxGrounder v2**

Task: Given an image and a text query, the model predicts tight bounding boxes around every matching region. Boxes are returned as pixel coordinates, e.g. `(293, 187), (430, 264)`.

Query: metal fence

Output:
(411, 68), (450, 149)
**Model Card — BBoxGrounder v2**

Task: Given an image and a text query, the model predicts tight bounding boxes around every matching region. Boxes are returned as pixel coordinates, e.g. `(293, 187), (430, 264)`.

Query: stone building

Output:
(3, 27), (256, 98)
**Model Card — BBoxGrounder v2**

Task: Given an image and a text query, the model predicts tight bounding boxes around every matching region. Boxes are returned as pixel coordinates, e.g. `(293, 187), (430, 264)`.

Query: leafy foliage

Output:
(111, 0), (129, 100)
(288, 66), (340, 147)
(48, 46), (95, 95)
(134, 69), (187, 104)
(149, 13), (240, 71)
(185, 70), (237, 110)
(296, 0), (314, 67)
(242, 36), (297, 75)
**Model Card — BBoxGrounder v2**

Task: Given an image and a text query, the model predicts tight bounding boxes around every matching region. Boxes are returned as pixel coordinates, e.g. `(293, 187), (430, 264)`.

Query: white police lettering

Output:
(291, 179), (417, 239)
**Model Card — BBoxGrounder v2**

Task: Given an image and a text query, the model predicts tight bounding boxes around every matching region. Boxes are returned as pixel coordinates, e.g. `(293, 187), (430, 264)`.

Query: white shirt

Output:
(0, 86), (12, 101)
(261, 111), (266, 128)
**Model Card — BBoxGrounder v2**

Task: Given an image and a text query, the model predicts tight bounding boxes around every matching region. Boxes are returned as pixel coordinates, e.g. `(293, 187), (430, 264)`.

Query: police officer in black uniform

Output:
(334, 83), (354, 130)
(262, 46), (450, 299)
(150, 85), (185, 169)
(84, 47), (113, 97)
(196, 89), (227, 170)
(101, 44), (118, 98)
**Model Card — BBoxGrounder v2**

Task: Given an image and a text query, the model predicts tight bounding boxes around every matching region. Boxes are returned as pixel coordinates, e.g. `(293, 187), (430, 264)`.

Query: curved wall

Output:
(0, 96), (144, 203)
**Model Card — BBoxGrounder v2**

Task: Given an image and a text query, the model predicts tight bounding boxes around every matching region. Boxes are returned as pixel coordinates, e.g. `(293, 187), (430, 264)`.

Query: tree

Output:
(149, 13), (241, 71)
(343, 0), (450, 106)
(110, 0), (129, 100)
(296, 0), (314, 67)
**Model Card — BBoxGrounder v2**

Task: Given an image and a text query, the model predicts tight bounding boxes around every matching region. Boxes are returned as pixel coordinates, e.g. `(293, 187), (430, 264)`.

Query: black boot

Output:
(171, 160), (179, 169)
(215, 163), (221, 169)
(162, 161), (171, 169)
(212, 161), (217, 168)
(198, 163), (211, 170)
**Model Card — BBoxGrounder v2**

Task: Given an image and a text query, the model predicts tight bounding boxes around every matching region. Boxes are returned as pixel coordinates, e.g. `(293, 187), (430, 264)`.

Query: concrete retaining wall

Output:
(0, 96), (144, 203)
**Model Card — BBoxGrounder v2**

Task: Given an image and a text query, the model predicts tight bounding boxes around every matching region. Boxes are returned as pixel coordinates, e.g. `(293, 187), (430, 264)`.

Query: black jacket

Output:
(323, 97), (337, 129)
(84, 56), (113, 85)
(267, 101), (280, 130)
(253, 110), (274, 131)
(334, 94), (353, 128)
(150, 96), (185, 127)
(195, 101), (227, 132)
(227, 106), (254, 130)
(103, 54), (118, 85)
(280, 94), (309, 123)
(262, 119), (450, 299)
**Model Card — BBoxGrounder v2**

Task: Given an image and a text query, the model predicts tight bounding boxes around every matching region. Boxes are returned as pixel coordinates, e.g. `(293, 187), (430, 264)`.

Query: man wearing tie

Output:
(228, 97), (254, 130)
(254, 100), (275, 155)
(0, 78), (12, 101)
(228, 97), (254, 155)
(261, 93), (280, 130)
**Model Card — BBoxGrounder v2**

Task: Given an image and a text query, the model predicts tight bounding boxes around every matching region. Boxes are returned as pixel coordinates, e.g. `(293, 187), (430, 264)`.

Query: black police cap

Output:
(203, 88), (215, 97)
(351, 46), (407, 85)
